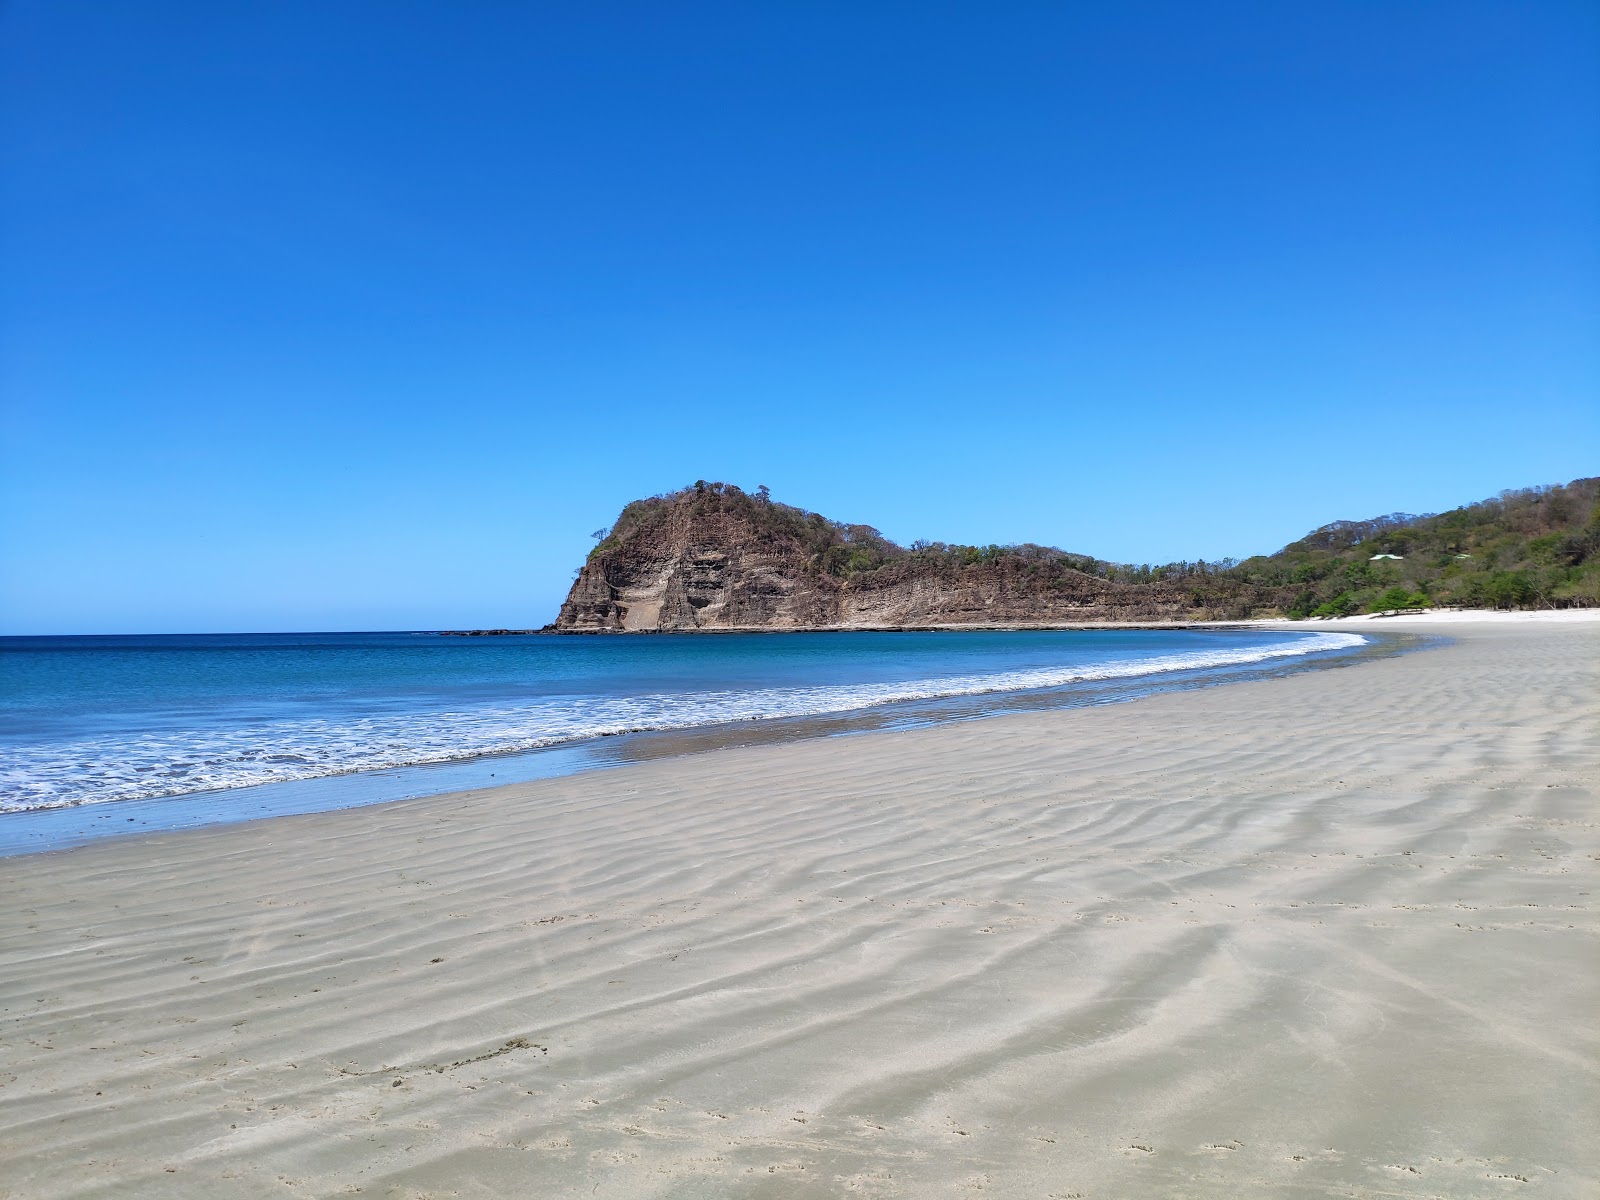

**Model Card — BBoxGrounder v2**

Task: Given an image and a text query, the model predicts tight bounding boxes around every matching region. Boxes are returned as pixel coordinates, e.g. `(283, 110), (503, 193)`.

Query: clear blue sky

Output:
(3, 1), (1596, 633)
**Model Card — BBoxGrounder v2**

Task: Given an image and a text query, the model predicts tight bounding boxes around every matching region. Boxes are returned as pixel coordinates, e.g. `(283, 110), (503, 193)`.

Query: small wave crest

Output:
(0, 632), (1364, 812)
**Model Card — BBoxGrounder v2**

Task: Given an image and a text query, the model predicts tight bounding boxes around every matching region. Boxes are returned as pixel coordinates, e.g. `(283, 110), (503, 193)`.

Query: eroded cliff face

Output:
(836, 556), (1191, 627)
(558, 496), (841, 631)
(554, 485), (1204, 631)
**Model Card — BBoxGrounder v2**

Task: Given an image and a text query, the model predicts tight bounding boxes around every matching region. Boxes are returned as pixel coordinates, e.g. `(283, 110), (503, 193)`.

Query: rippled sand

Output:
(2, 617), (1595, 1198)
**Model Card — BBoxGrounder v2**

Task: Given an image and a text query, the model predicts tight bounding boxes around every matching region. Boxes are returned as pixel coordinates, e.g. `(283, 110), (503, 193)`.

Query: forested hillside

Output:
(1227, 477), (1599, 616)
(557, 477), (1598, 630)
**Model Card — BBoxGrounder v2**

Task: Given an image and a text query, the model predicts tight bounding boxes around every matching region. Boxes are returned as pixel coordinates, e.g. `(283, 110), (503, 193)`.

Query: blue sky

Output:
(3, 1), (1596, 633)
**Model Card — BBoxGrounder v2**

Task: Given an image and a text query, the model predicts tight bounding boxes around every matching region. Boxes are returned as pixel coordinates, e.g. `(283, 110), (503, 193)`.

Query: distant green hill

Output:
(1225, 476), (1600, 617)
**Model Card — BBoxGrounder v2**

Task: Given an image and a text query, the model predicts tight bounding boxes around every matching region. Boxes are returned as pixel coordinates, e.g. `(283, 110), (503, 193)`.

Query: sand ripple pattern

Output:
(0, 621), (1594, 1198)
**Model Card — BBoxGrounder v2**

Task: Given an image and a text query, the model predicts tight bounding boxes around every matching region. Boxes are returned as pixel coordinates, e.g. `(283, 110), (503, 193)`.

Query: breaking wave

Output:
(0, 632), (1364, 813)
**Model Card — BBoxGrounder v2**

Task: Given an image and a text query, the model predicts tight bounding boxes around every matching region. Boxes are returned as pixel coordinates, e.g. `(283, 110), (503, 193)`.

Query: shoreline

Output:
(442, 607), (1600, 635)
(2, 616), (1595, 1197)
(1, 626), (1394, 858)
(454, 621), (1267, 635)
(8, 614), (1589, 855)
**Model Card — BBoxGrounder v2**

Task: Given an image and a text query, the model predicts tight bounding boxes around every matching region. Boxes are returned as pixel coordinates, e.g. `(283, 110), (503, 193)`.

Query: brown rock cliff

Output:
(555, 483), (1207, 631)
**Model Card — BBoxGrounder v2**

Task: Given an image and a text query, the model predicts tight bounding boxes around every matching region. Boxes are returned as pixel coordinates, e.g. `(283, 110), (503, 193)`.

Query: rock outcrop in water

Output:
(554, 482), (1208, 631)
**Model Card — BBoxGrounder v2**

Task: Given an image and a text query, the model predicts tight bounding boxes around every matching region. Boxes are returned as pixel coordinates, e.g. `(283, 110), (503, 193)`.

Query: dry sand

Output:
(1, 617), (1596, 1199)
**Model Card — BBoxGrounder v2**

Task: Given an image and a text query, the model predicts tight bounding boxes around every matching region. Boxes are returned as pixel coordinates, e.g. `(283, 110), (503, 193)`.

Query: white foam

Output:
(0, 632), (1364, 812)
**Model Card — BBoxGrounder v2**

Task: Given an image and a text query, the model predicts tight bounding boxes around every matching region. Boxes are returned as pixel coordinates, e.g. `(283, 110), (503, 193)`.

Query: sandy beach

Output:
(1, 615), (1595, 1199)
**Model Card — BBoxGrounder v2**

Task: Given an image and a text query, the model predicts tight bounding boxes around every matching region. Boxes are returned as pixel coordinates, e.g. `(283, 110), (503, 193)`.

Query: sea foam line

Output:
(0, 632), (1364, 812)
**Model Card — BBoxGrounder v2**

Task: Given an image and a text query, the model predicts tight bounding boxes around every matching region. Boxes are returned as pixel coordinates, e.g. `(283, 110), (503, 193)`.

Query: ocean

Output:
(0, 627), (1376, 853)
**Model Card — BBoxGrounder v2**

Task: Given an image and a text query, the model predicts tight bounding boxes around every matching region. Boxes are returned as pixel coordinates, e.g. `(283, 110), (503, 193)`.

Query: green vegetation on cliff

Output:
(589, 479), (900, 575)
(580, 476), (1598, 621)
(1227, 478), (1600, 616)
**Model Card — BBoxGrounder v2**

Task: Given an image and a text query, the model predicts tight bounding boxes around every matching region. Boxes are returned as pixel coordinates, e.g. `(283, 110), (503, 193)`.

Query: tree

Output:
(1483, 570), (1537, 610)
(1310, 593), (1358, 618)
(1285, 590), (1318, 620)
(1369, 586), (1427, 614)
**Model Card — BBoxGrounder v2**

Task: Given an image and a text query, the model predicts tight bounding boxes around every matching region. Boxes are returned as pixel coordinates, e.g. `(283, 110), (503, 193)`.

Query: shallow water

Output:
(0, 627), (1396, 855)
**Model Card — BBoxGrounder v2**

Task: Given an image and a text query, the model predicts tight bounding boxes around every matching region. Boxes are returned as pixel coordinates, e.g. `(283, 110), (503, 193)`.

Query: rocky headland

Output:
(554, 483), (1235, 632)
(545, 478), (1598, 633)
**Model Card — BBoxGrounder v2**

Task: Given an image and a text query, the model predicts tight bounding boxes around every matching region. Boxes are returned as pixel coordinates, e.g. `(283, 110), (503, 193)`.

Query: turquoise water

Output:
(0, 628), (1371, 852)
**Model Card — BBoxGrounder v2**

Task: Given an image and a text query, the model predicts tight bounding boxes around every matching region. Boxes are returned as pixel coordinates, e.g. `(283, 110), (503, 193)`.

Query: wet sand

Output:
(1, 616), (1595, 1198)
